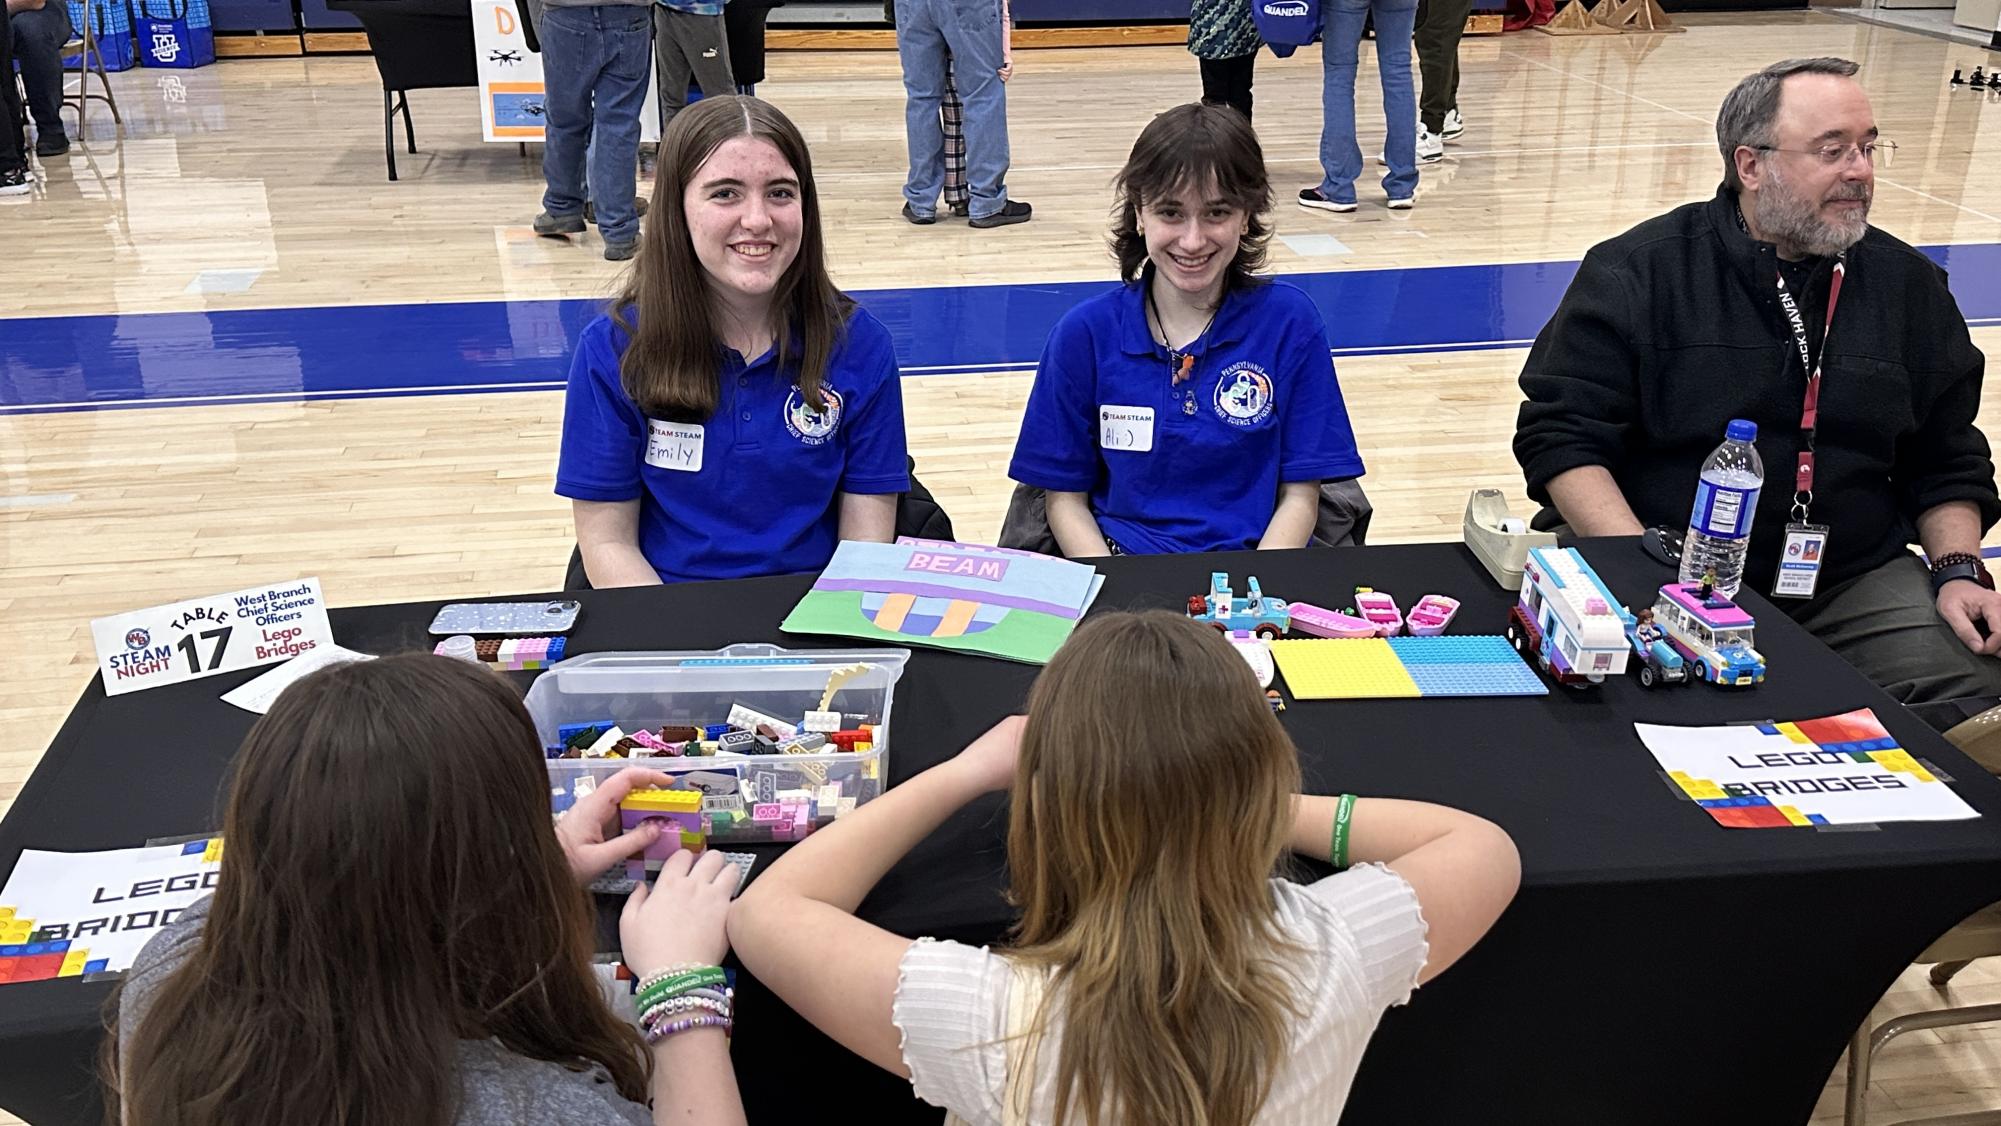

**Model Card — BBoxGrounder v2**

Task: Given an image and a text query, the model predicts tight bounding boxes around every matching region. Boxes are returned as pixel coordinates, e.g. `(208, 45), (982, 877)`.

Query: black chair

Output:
(326, 0), (487, 181)
(563, 457), (958, 590)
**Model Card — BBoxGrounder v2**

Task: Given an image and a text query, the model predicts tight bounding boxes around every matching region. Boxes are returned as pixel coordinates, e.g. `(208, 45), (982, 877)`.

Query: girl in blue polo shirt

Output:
(558, 95), (909, 586)
(1008, 102), (1364, 557)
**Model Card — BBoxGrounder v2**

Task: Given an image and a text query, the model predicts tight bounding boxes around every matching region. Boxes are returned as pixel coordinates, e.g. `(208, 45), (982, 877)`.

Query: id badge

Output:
(1771, 523), (1830, 599)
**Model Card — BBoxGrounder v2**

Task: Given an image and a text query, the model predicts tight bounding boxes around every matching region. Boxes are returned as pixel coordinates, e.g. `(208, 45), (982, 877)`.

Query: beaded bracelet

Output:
(1330, 793), (1357, 870)
(644, 1014), (732, 1045)
(635, 963), (714, 991)
(641, 994), (732, 1018)
(641, 998), (731, 1026)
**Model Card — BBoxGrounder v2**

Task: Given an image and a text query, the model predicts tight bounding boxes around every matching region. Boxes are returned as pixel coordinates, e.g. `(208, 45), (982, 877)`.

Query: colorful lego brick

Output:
(84, 959), (109, 974)
(660, 725), (702, 743)
(829, 729), (868, 750)
(836, 797), (857, 819)
(728, 704), (797, 739)
(704, 724), (734, 739)
(817, 784), (842, 810)
(560, 721), (618, 750)
(751, 803), (783, 822)
(717, 731), (757, 754)
(620, 789), (706, 862)
(803, 710), (841, 733)
(782, 733), (828, 754)
(623, 789), (703, 814)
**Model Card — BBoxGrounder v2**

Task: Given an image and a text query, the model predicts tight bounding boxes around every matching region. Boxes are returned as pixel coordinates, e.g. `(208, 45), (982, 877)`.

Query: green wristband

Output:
(637, 969), (727, 1008)
(1330, 793), (1357, 870)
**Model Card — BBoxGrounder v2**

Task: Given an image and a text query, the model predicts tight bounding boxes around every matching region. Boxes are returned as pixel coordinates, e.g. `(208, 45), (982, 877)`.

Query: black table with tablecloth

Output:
(5, 538), (2001, 1126)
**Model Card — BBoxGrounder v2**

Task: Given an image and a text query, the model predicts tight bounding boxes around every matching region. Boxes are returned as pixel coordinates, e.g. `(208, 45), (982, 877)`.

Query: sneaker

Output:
(604, 240), (639, 262)
(34, 133), (69, 158)
(901, 202), (936, 225)
(534, 211), (586, 237)
(0, 167), (28, 196)
(1297, 187), (1357, 214)
(948, 200), (969, 217)
(1387, 196), (1415, 210)
(1416, 127), (1445, 164)
(969, 200), (1033, 228)
(584, 198), (649, 225)
(1442, 108), (1465, 140)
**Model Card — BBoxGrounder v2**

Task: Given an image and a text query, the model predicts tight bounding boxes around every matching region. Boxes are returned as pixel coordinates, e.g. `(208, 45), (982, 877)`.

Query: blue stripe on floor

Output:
(7, 243), (2001, 415)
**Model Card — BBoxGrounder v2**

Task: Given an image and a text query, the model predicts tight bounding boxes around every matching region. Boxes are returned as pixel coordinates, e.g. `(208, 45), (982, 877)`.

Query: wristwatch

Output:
(1930, 552), (1996, 595)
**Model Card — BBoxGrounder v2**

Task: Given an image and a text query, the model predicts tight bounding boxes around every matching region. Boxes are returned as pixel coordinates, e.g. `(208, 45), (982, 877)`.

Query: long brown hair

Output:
(1110, 103), (1274, 295)
(613, 95), (853, 420)
(108, 654), (648, 1126)
(1007, 611), (1304, 1126)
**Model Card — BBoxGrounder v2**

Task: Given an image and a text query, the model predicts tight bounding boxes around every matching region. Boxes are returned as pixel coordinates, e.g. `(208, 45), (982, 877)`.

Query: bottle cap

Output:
(1726, 419), (1757, 442)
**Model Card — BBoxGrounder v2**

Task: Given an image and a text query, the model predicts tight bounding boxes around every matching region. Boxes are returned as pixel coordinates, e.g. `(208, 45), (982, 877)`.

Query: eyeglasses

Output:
(1755, 140), (1898, 168)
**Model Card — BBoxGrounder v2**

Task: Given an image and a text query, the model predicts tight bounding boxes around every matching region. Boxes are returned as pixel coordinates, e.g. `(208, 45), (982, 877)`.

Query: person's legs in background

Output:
(938, 0), (1025, 225)
(1372, 0), (1419, 205)
(940, 52), (968, 217)
(1413, 0), (1470, 151)
(679, 11), (733, 109)
(654, 6), (697, 130)
(1307, 0), (1368, 209)
(655, 6), (733, 132)
(0, 10), (28, 194)
(895, 0), (949, 221)
(1788, 555), (2001, 728)
(536, 5), (600, 232)
(10, 1), (71, 155)
(1198, 52), (1255, 120)
(586, 3), (654, 257)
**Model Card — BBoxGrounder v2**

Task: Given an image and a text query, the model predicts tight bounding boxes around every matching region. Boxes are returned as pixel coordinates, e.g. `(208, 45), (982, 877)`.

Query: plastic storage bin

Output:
(523, 644), (909, 844)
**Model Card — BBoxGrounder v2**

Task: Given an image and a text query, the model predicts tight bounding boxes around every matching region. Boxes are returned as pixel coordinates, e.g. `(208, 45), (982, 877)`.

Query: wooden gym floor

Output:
(7, 12), (2001, 1121)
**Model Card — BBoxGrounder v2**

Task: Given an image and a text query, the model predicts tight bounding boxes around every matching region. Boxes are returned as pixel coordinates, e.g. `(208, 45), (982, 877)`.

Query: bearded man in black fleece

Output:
(1514, 57), (2001, 722)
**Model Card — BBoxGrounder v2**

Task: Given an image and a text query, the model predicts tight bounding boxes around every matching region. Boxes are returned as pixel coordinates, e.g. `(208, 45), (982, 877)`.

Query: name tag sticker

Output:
(1099, 406), (1154, 453)
(1772, 523), (1830, 599)
(645, 420), (704, 472)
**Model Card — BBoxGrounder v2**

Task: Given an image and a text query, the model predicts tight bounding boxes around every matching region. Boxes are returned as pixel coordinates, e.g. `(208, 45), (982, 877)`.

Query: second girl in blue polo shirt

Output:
(557, 96), (909, 585)
(1008, 103), (1364, 557)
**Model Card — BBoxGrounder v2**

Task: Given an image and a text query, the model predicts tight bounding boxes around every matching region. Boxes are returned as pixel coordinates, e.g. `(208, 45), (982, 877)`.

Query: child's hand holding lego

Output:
(555, 765), (677, 883)
(621, 848), (736, 975)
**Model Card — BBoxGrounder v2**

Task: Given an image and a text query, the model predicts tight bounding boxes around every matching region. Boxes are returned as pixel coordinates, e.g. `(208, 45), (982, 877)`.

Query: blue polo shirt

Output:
(555, 308), (910, 583)
(1008, 277), (1364, 554)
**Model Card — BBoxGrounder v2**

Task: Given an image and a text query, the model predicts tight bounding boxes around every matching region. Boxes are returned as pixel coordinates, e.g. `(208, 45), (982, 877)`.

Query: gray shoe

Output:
(968, 200), (1032, 229)
(534, 211), (586, 237)
(604, 240), (639, 262)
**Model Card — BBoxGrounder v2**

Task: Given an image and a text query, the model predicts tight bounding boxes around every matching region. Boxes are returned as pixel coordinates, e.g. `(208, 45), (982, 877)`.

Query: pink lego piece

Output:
(1405, 595), (1461, 636)
(1352, 589), (1404, 636)
(1287, 602), (1382, 639)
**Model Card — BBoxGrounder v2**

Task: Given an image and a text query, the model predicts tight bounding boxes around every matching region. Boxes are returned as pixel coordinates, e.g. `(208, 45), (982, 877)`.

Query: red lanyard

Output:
(1773, 257), (1844, 520)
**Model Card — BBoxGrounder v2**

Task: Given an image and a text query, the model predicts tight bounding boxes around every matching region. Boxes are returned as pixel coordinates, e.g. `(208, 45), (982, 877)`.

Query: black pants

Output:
(0, 12), (25, 174)
(1198, 53), (1255, 122)
(1414, 0), (1473, 133)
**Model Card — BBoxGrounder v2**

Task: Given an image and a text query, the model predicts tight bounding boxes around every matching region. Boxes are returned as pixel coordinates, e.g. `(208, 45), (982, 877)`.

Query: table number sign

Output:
(89, 579), (335, 697)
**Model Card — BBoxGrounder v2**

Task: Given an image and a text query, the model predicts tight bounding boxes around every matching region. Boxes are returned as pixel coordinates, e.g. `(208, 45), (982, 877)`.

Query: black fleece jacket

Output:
(1514, 186), (1999, 605)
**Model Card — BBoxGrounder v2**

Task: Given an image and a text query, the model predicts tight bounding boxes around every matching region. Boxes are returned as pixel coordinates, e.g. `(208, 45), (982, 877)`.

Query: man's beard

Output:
(1754, 162), (1872, 258)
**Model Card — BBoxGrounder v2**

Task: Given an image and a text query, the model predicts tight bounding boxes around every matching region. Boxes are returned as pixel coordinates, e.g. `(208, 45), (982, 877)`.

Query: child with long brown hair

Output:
(728, 610), (1520, 1126)
(108, 654), (749, 1126)
(557, 95), (910, 587)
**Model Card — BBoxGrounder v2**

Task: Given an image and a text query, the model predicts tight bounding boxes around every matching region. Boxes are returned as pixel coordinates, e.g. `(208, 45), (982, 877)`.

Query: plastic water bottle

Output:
(1679, 419), (1765, 599)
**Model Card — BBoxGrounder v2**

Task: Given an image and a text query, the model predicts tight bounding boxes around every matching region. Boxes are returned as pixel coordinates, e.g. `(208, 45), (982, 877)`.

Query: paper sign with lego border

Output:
(1636, 708), (1978, 829)
(0, 839), (225, 985)
(90, 578), (334, 697)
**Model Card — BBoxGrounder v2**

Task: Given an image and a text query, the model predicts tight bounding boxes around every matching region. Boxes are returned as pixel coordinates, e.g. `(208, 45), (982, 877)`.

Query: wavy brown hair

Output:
(107, 654), (648, 1126)
(614, 94), (853, 421)
(1110, 102), (1274, 296)
(1006, 611), (1304, 1126)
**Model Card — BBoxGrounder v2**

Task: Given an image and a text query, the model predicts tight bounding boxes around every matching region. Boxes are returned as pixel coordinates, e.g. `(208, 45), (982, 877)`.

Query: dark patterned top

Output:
(1189, 0), (1260, 59)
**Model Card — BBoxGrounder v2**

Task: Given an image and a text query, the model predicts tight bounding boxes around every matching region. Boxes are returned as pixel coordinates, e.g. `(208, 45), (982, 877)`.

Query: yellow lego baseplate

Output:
(1268, 639), (1421, 699)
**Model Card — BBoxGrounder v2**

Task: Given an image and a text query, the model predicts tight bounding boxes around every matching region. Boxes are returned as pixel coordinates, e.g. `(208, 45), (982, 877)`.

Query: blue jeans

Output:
(10, 1), (70, 139)
(1317, 0), (1419, 204)
(896, 0), (1009, 219)
(539, 4), (653, 245)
